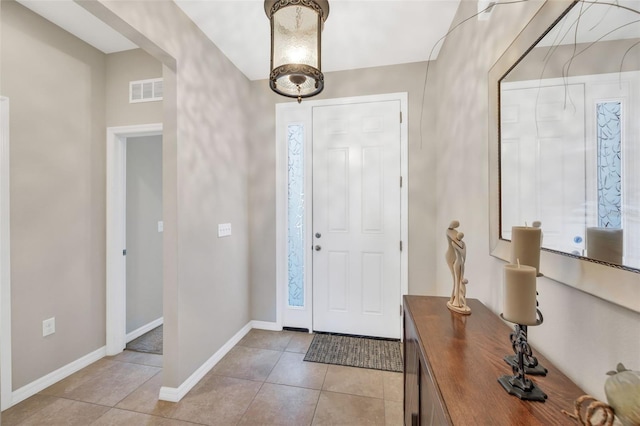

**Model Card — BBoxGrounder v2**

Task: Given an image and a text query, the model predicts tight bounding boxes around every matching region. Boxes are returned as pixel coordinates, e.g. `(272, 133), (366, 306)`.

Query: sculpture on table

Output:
(446, 220), (471, 315)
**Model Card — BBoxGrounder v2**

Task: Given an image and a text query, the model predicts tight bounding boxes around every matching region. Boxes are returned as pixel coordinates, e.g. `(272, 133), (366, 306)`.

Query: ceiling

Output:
(16, 0), (463, 81)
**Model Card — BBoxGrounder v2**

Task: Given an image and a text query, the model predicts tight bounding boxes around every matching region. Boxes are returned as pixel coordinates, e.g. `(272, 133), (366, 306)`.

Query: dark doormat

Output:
(303, 333), (403, 372)
(126, 325), (163, 355)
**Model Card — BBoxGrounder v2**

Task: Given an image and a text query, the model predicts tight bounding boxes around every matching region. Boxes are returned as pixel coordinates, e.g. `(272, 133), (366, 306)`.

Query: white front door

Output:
(311, 101), (401, 338)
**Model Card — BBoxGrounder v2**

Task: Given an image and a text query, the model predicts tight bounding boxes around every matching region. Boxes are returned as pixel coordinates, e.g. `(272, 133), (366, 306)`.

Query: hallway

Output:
(2, 330), (403, 425)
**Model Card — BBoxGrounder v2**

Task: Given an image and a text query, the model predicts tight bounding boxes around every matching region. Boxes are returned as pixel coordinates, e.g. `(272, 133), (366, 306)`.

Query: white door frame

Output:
(106, 123), (162, 356)
(0, 97), (12, 410)
(275, 93), (409, 337)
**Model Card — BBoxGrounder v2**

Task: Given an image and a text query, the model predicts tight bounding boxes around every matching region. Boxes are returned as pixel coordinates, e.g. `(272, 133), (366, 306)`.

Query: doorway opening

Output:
(123, 134), (163, 354)
(106, 124), (163, 356)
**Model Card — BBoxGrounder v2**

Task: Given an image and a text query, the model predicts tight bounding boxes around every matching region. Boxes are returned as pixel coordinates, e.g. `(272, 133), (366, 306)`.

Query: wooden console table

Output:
(403, 296), (585, 425)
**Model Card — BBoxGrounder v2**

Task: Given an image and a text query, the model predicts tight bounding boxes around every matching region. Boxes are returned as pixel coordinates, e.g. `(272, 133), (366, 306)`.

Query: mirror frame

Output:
(489, 0), (640, 313)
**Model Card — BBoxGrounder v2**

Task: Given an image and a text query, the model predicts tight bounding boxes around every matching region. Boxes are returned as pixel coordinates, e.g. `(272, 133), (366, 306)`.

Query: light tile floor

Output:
(2, 330), (404, 425)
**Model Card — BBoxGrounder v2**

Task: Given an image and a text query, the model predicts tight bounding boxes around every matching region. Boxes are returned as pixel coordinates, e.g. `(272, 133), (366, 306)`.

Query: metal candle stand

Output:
(498, 309), (548, 402)
(503, 297), (548, 376)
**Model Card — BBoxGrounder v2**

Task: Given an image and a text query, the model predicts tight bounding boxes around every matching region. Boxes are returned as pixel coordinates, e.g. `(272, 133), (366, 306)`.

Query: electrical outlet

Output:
(42, 317), (55, 337)
(218, 223), (232, 237)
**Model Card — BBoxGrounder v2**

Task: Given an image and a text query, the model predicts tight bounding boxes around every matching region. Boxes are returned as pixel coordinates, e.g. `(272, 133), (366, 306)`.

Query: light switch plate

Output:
(158, 221), (164, 233)
(43, 317), (55, 337)
(218, 223), (232, 237)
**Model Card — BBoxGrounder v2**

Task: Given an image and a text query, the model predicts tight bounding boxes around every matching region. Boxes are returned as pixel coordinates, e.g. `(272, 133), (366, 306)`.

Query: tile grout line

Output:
(109, 365), (162, 410)
(1, 396), (53, 426)
(89, 406), (208, 426)
(308, 358), (330, 425)
(235, 380), (267, 425)
(234, 333), (290, 425)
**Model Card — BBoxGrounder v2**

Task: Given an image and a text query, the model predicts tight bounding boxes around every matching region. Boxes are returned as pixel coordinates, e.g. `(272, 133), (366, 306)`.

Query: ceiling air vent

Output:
(129, 78), (163, 103)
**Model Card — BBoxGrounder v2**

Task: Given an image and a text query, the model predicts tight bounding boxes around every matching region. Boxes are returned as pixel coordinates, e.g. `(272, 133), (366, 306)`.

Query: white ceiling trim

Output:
(16, 0), (137, 54)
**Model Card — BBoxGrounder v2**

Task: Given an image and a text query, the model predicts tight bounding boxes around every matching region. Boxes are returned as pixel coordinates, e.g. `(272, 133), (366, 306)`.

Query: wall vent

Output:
(129, 78), (163, 103)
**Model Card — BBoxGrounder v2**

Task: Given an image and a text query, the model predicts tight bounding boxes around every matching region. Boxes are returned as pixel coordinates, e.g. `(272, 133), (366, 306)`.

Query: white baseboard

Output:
(11, 346), (106, 407)
(8, 321), (285, 407)
(251, 320), (281, 331)
(158, 321), (252, 402)
(126, 317), (163, 343)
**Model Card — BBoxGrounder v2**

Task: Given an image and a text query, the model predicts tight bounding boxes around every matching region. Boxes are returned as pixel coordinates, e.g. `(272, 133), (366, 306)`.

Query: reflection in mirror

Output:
(499, 0), (640, 271)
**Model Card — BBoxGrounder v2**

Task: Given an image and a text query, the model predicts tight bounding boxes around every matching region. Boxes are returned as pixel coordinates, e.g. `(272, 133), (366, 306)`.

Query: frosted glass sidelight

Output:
(287, 124), (305, 307)
(596, 102), (622, 228)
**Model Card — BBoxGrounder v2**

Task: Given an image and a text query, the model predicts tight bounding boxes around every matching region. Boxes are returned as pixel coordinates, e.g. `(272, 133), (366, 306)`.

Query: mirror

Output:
(489, 0), (640, 313)
(500, 0), (640, 271)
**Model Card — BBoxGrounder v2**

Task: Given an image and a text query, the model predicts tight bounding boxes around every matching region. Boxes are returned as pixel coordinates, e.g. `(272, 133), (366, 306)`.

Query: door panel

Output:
(328, 251), (349, 311)
(362, 147), (384, 232)
(327, 148), (349, 232)
(312, 101), (401, 338)
(362, 253), (383, 314)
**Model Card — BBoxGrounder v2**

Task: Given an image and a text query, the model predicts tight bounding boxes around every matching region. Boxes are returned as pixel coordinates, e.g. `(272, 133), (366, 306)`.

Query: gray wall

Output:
(106, 49), (162, 127)
(87, 0), (252, 388)
(429, 0), (640, 401)
(1, 0), (106, 389)
(248, 62), (439, 321)
(126, 135), (163, 334)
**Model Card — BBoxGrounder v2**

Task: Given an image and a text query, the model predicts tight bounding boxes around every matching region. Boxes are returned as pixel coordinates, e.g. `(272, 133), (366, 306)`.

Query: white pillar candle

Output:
(510, 226), (542, 275)
(586, 227), (623, 264)
(503, 264), (537, 325)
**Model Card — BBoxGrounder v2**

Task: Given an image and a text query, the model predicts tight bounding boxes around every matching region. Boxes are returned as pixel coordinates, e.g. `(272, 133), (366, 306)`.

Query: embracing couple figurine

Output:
(446, 220), (471, 315)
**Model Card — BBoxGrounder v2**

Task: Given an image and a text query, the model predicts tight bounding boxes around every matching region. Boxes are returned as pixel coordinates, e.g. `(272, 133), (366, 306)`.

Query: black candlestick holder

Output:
(498, 309), (547, 402)
(504, 292), (547, 376)
(504, 325), (548, 376)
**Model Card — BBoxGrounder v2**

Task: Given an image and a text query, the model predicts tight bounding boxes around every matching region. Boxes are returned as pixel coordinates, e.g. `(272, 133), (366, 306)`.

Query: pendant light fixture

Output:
(265, 0), (329, 103)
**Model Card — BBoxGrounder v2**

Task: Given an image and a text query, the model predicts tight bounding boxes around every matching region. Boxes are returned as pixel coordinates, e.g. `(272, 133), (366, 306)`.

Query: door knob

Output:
(315, 232), (322, 238)
(314, 245), (322, 251)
